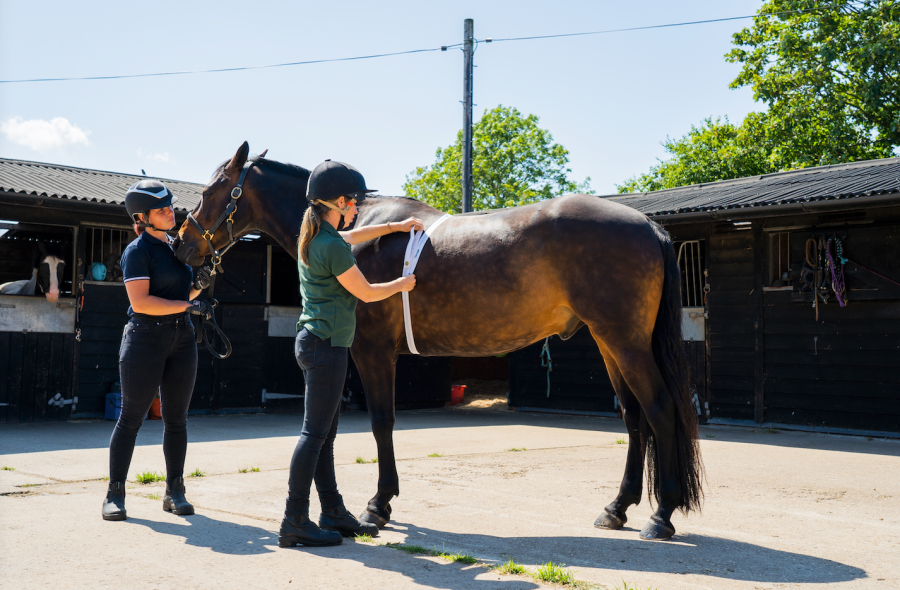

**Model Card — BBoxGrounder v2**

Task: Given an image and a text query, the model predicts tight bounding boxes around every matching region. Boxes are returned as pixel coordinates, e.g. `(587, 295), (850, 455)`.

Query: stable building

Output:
(509, 157), (900, 436)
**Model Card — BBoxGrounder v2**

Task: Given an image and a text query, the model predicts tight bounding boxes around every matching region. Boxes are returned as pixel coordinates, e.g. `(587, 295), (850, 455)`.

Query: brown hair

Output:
(132, 212), (146, 236)
(297, 202), (329, 265)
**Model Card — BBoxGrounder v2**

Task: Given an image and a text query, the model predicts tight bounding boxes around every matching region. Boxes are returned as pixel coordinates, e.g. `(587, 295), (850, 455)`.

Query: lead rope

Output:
(539, 337), (553, 398)
(194, 265), (233, 360)
(401, 214), (452, 354)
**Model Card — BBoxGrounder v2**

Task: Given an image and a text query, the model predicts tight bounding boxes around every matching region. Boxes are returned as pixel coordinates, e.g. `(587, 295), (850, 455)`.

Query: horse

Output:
(0, 242), (66, 302)
(174, 142), (703, 540)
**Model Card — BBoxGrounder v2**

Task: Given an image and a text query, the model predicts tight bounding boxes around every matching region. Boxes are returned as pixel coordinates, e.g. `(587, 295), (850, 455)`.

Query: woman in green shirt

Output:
(279, 160), (422, 548)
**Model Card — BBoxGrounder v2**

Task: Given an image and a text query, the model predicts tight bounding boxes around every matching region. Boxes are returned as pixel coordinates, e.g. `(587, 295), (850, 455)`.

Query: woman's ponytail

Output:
(298, 203), (324, 265)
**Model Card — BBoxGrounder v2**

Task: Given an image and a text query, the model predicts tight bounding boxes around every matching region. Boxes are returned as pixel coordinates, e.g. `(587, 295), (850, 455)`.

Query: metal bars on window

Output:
(86, 227), (130, 282)
(676, 240), (704, 308)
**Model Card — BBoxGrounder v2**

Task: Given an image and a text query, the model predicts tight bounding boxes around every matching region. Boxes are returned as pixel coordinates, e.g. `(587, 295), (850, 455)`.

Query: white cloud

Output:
(0, 117), (90, 151)
(136, 148), (171, 163)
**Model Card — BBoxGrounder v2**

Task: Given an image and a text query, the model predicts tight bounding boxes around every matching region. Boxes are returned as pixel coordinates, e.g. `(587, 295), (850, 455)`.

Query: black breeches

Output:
(286, 328), (347, 512)
(109, 313), (198, 484)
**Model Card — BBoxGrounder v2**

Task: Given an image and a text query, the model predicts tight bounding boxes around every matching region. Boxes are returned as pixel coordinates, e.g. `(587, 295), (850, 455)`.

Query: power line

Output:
(482, 5), (851, 44)
(0, 45), (463, 84)
(0, 4), (859, 85)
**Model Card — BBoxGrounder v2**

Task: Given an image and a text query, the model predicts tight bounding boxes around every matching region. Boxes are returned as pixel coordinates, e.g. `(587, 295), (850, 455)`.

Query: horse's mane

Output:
(249, 156), (310, 178)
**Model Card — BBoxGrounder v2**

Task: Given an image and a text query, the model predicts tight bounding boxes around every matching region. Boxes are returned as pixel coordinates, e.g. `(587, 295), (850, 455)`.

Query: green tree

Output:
(404, 105), (590, 213)
(619, 0), (900, 193)
(726, 0), (900, 167)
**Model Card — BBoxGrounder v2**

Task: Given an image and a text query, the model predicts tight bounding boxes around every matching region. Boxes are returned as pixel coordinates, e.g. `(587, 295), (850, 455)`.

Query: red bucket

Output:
(450, 385), (467, 405)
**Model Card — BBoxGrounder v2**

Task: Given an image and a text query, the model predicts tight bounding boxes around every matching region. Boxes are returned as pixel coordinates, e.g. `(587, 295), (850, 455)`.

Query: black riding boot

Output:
(102, 481), (127, 521)
(279, 499), (342, 548)
(319, 505), (379, 537)
(163, 476), (195, 515)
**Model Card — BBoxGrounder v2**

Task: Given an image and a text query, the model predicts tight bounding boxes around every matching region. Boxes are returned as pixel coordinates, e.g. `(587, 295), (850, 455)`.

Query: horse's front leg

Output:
(351, 343), (399, 529)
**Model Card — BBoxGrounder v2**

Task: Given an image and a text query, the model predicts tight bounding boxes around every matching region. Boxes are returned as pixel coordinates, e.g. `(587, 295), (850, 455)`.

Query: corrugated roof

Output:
(607, 156), (900, 218)
(0, 158), (204, 211)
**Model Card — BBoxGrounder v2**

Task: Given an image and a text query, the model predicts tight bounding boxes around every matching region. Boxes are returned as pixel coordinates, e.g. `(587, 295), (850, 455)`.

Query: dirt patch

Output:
(449, 379), (509, 410)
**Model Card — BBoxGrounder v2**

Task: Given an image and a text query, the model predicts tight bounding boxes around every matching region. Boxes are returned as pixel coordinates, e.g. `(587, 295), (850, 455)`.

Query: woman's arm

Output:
(189, 288), (202, 300)
(336, 265), (416, 303)
(340, 216), (424, 246)
(125, 280), (191, 315)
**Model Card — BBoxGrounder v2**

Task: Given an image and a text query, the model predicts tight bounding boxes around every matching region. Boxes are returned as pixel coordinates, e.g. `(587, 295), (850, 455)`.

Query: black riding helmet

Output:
(306, 160), (376, 203)
(125, 180), (178, 228)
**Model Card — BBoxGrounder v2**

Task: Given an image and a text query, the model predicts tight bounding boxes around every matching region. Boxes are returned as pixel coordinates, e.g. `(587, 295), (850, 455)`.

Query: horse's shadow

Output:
(375, 521), (867, 585)
(124, 514), (866, 586)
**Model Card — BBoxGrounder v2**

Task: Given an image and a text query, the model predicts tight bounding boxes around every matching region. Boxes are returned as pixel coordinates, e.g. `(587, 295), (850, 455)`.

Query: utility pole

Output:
(461, 18), (474, 213)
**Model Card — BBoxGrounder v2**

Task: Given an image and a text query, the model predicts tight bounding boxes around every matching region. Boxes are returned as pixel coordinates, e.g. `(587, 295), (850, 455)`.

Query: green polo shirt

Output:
(296, 222), (358, 347)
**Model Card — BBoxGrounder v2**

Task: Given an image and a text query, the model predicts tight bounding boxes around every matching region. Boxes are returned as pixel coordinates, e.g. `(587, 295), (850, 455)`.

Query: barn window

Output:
(0, 219), (75, 298)
(676, 240), (705, 307)
(84, 227), (132, 283)
(768, 232), (792, 289)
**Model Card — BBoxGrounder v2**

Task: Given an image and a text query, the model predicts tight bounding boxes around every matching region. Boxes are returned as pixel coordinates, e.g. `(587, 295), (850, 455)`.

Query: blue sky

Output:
(0, 0), (763, 196)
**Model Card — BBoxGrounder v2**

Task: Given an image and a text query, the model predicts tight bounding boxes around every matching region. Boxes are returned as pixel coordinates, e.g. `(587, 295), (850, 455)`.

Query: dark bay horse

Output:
(175, 142), (703, 540)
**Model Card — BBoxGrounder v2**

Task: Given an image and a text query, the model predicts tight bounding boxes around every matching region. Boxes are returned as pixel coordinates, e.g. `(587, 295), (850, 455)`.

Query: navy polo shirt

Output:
(121, 232), (194, 316)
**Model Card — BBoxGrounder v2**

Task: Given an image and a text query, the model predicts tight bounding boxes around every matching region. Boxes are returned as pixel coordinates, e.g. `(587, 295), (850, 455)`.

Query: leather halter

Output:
(187, 159), (255, 269)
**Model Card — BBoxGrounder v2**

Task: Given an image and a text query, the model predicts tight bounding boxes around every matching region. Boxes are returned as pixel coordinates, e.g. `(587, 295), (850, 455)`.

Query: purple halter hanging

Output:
(826, 237), (847, 307)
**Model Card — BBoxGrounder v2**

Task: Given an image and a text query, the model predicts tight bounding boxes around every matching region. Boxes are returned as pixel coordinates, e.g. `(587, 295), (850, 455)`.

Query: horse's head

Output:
(174, 141), (260, 267)
(174, 141), (312, 266)
(36, 242), (66, 302)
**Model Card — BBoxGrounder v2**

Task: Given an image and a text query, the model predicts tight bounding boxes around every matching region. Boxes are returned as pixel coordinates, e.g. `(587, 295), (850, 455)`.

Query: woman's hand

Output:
(397, 274), (416, 292)
(390, 217), (425, 233)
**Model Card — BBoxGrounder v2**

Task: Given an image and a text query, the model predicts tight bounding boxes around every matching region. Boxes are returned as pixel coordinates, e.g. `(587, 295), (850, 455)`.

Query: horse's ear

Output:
(226, 141), (250, 174)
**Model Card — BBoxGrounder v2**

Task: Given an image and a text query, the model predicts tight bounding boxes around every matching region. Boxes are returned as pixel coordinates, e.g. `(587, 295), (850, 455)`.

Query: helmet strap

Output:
(313, 198), (352, 214)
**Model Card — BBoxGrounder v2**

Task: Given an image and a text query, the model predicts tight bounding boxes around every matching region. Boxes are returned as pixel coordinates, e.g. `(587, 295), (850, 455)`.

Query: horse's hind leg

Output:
(593, 347), (645, 530)
(614, 347), (683, 540)
(350, 343), (400, 529)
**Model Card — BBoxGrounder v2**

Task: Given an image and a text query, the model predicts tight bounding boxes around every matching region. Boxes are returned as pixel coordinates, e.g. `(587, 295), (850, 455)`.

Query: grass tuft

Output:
(385, 542), (430, 555)
(615, 437), (627, 445)
(356, 456), (378, 464)
(446, 550), (477, 564)
(384, 542), (476, 565)
(496, 558), (526, 575)
(354, 533), (375, 543)
(251, 466), (260, 472)
(100, 476), (110, 481)
(615, 582), (658, 590)
(239, 467), (249, 473)
(135, 471), (165, 484)
(1, 466), (14, 471)
(506, 447), (526, 452)
(427, 452), (444, 458)
(147, 492), (160, 500)
(20, 483), (39, 488)
(189, 468), (205, 478)
(535, 562), (576, 585)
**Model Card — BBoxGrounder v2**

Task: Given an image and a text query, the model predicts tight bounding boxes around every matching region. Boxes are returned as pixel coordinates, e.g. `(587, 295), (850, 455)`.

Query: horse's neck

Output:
(21, 268), (38, 294)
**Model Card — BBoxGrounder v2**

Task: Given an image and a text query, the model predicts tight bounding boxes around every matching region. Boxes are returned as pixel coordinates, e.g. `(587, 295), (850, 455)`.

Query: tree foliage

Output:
(404, 105), (590, 213)
(619, 0), (900, 193)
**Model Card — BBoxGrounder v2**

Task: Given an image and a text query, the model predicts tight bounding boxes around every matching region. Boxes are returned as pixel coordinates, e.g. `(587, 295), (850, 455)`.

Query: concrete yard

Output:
(1, 407), (898, 590)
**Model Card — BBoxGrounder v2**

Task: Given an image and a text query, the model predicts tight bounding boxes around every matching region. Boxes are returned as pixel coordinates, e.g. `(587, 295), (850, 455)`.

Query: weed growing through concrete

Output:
(506, 448), (526, 452)
(356, 456), (377, 464)
(495, 558), (526, 575)
(535, 562), (576, 585)
(385, 542), (430, 555)
(615, 438), (627, 444)
(354, 533), (375, 543)
(384, 542), (475, 564)
(1, 466), (14, 471)
(19, 483), (39, 488)
(705, 434), (716, 439)
(251, 466), (260, 472)
(239, 467), (249, 473)
(135, 471), (165, 484)
(763, 427), (780, 434)
(428, 452), (444, 458)
(189, 468), (205, 478)
(100, 476), (109, 481)
(615, 582), (657, 590)
(147, 492), (160, 500)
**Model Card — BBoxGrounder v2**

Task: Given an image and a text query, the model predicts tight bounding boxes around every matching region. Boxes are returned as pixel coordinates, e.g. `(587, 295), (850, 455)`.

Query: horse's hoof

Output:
(594, 508), (626, 530)
(639, 517), (675, 541)
(359, 508), (389, 529)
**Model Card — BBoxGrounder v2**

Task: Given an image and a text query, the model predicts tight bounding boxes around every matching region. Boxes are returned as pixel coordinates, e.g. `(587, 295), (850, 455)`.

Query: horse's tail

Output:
(642, 220), (704, 514)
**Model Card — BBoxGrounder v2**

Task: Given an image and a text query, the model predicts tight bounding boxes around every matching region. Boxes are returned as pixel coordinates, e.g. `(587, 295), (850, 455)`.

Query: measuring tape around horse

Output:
(402, 214), (452, 355)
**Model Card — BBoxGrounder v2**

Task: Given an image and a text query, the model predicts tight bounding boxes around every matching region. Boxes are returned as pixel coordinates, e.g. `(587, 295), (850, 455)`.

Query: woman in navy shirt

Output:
(102, 180), (212, 521)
